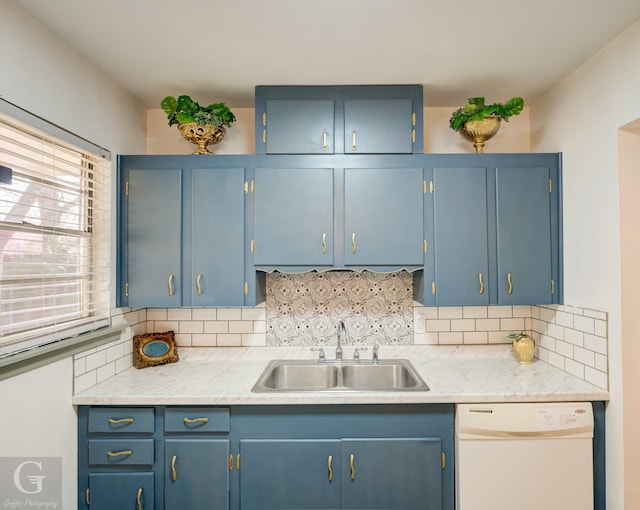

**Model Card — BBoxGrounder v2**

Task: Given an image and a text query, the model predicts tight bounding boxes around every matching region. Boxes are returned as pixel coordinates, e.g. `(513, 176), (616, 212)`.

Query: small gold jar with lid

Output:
(509, 331), (536, 364)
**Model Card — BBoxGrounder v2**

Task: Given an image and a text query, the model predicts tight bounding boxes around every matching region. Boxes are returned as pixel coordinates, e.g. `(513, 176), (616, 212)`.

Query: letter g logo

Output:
(13, 460), (45, 494)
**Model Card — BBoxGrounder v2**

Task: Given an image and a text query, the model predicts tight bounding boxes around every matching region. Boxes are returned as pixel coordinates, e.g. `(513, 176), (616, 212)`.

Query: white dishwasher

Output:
(455, 402), (593, 510)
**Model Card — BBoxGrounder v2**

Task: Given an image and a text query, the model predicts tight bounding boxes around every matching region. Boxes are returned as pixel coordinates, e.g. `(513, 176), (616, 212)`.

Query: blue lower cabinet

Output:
(239, 439), (342, 510)
(341, 438), (442, 510)
(88, 472), (154, 510)
(165, 439), (230, 510)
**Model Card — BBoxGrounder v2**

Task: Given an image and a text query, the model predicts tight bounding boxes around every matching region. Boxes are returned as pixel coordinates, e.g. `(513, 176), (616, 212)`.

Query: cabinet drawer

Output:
(88, 407), (155, 434)
(88, 439), (154, 466)
(164, 407), (230, 433)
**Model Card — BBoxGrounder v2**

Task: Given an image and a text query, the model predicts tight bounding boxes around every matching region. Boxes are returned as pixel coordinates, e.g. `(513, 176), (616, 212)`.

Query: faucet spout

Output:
(336, 320), (346, 360)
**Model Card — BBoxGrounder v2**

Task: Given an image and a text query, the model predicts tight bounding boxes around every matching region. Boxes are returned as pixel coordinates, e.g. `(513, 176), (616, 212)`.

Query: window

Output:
(0, 112), (111, 358)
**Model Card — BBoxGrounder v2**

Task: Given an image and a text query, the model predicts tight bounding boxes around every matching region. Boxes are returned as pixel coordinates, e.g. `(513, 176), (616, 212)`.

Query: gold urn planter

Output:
(178, 122), (227, 155)
(510, 331), (536, 364)
(459, 116), (502, 153)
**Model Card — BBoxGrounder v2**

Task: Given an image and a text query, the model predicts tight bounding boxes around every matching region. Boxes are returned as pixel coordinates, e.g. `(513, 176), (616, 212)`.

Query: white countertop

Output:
(72, 345), (609, 406)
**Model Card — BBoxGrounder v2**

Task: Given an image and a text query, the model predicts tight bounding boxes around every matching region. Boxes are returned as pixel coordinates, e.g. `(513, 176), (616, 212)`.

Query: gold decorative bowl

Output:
(459, 116), (502, 153)
(177, 122), (226, 155)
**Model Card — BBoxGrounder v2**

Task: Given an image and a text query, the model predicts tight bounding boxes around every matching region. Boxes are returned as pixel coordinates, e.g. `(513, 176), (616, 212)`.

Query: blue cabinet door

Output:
(344, 99), (414, 154)
(495, 166), (552, 305)
(165, 439), (229, 510)
(341, 438), (443, 510)
(191, 168), (245, 305)
(239, 439), (342, 510)
(344, 168), (424, 266)
(127, 168), (182, 307)
(432, 167), (490, 306)
(88, 472), (154, 510)
(253, 167), (334, 267)
(265, 99), (335, 154)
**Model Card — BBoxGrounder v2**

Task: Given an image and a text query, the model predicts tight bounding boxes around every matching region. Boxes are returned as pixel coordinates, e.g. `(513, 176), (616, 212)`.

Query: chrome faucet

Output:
(336, 320), (346, 360)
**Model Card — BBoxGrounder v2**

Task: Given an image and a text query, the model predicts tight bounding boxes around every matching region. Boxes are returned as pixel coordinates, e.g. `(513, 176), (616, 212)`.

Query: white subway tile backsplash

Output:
(464, 331), (488, 344)
(555, 340), (574, 358)
(463, 306), (488, 319)
(204, 321), (229, 334)
(174, 333), (193, 347)
(438, 332), (463, 345)
(513, 305), (532, 318)
(217, 333), (242, 347)
(585, 367), (608, 389)
(192, 334), (218, 347)
(96, 362), (116, 383)
(192, 308), (217, 321)
(146, 308), (167, 321)
(217, 308), (242, 321)
(594, 319), (607, 338)
(584, 308), (607, 320)
(564, 358), (585, 379)
(574, 346), (595, 367)
(546, 323), (565, 340)
(413, 332), (439, 345)
(554, 311), (574, 328)
(488, 306), (513, 319)
(450, 319), (475, 332)
(242, 307), (266, 321)
(229, 321), (253, 334)
(179, 321), (204, 334)
(85, 350), (107, 372)
(584, 333), (607, 355)
(500, 318), (525, 332)
(438, 307), (463, 319)
(168, 309), (192, 321)
(475, 318), (500, 331)
(573, 315), (595, 334)
(426, 319), (451, 332)
(564, 328), (584, 347)
(547, 351), (565, 369)
(489, 331), (509, 344)
(538, 307), (556, 323)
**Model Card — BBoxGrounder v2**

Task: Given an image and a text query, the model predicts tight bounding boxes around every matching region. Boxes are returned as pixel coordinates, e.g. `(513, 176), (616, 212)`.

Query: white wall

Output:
(531, 18), (640, 509)
(146, 106), (531, 155)
(0, 2), (147, 508)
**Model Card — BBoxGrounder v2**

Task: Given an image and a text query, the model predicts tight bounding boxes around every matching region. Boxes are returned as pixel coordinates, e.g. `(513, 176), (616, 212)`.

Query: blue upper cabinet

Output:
(417, 153), (562, 306)
(253, 167), (335, 267)
(495, 166), (553, 305)
(344, 167), (424, 267)
(117, 155), (263, 308)
(344, 99), (414, 154)
(126, 168), (183, 307)
(191, 168), (245, 305)
(265, 100), (336, 154)
(255, 85), (423, 155)
(430, 166), (490, 306)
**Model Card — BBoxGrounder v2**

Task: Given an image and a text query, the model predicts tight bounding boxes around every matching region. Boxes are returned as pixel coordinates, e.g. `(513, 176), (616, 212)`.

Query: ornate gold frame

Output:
(133, 331), (179, 369)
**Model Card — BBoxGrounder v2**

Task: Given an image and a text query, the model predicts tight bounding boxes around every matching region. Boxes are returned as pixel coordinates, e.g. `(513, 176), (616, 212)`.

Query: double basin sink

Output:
(251, 359), (429, 392)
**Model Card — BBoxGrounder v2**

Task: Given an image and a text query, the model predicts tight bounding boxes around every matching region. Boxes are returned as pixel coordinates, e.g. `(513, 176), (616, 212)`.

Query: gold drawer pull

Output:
(352, 130), (357, 151)
(168, 274), (175, 296)
(328, 455), (333, 482)
(352, 233), (357, 254)
(137, 487), (143, 510)
(107, 450), (132, 457)
(196, 273), (203, 295)
(183, 417), (209, 424)
(507, 272), (513, 295)
(322, 233), (327, 254)
(108, 417), (134, 424)
(479, 272), (485, 295)
(349, 453), (355, 480)
(171, 455), (177, 481)
(322, 130), (328, 151)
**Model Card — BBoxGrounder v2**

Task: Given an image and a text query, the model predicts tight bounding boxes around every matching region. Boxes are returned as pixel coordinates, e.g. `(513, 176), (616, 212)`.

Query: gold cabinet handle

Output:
(196, 273), (203, 296)
(125, 282), (129, 297)
(479, 273), (484, 295)
(327, 455), (333, 482)
(349, 453), (355, 480)
(108, 417), (134, 424)
(551, 279), (555, 294)
(322, 130), (328, 152)
(171, 455), (177, 481)
(507, 272), (513, 295)
(352, 233), (357, 254)
(322, 233), (327, 254)
(236, 453), (241, 470)
(351, 130), (357, 151)
(107, 450), (132, 457)
(244, 282), (249, 296)
(228, 454), (233, 470)
(431, 281), (436, 295)
(168, 274), (174, 296)
(183, 417), (209, 424)
(136, 487), (143, 510)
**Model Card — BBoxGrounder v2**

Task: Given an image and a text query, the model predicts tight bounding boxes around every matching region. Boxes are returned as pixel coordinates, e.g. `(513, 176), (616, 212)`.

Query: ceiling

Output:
(15, 0), (640, 109)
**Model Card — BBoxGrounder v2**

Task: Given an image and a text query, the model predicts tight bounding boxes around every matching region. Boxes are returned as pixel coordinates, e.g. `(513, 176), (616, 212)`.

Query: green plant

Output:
(449, 96), (524, 131)
(160, 95), (236, 128)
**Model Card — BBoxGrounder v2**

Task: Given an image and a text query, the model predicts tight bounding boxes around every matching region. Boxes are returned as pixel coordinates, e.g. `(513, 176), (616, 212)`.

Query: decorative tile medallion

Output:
(266, 271), (413, 346)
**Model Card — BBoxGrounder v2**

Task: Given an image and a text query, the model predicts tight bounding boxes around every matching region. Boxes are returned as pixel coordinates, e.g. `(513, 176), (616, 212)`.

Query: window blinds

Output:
(0, 113), (111, 357)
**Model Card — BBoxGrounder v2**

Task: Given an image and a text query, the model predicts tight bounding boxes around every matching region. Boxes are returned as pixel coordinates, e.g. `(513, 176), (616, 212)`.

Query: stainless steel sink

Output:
(251, 359), (429, 392)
